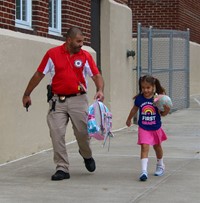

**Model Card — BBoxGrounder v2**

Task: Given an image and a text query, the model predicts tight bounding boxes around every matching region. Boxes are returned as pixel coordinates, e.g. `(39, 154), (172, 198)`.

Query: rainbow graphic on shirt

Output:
(142, 105), (156, 115)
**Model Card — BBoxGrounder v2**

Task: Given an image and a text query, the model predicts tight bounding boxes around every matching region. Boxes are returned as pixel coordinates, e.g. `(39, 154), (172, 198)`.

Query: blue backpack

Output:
(87, 100), (113, 148)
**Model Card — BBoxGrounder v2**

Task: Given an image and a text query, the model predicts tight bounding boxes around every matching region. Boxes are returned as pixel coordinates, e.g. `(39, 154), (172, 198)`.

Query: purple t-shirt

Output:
(135, 94), (161, 130)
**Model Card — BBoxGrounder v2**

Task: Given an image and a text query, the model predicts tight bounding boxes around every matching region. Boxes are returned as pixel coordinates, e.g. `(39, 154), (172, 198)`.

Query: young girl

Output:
(126, 75), (170, 181)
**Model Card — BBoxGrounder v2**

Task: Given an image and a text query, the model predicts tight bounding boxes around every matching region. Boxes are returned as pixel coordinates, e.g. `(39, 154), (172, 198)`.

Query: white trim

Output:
(15, 0), (32, 29)
(48, 0), (62, 36)
(193, 98), (200, 106)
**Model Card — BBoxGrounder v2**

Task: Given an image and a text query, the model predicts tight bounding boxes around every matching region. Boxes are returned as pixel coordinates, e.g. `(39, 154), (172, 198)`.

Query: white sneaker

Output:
(139, 171), (148, 181)
(154, 164), (165, 176)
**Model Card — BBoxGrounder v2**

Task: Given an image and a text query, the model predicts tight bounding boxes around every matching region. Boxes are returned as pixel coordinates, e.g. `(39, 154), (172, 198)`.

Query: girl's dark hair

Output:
(139, 75), (165, 95)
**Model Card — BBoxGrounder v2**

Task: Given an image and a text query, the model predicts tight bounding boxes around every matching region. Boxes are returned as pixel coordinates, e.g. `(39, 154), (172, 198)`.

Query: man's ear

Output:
(66, 37), (71, 44)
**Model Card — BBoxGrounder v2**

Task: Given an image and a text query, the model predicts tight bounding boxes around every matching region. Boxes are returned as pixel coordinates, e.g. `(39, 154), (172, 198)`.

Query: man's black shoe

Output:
(51, 170), (70, 181)
(79, 150), (96, 172)
(83, 157), (96, 172)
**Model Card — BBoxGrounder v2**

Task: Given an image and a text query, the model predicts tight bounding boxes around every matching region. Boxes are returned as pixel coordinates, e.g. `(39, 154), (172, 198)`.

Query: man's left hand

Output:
(94, 90), (104, 102)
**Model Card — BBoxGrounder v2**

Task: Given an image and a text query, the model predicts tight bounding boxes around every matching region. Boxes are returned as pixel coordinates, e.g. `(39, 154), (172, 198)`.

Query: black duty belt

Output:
(56, 92), (86, 102)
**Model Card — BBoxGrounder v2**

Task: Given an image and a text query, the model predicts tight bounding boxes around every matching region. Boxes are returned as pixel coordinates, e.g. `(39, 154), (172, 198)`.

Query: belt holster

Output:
(47, 84), (54, 102)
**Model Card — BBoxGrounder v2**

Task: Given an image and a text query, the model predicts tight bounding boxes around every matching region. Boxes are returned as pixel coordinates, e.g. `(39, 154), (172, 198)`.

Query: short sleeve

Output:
(83, 51), (99, 77)
(134, 95), (140, 107)
(37, 51), (54, 75)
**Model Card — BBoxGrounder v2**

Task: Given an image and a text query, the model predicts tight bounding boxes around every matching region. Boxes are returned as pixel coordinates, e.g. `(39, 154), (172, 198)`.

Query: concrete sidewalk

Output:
(0, 96), (200, 203)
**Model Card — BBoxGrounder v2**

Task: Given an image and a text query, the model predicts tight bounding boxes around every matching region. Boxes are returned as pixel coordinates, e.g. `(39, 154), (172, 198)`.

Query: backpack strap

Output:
(97, 101), (114, 151)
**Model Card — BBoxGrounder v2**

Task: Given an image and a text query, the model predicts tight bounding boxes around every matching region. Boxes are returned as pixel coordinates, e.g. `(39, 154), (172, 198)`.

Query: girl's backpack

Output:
(87, 100), (113, 148)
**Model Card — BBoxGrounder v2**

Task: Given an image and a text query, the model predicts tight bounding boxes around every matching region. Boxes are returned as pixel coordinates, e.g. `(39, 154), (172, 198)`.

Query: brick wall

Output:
(127, 0), (200, 44)
(129, 0), (179, 32)
(0, 0), (91, 45)
(179, 0), (200, 44)
(0, 0), (15, 30)
(32, 0), (49, 37)
(62, 0), (91, 44)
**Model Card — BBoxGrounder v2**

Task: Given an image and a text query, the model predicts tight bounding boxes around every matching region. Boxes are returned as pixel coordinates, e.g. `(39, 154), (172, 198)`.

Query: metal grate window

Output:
(136, 23), (190, 111)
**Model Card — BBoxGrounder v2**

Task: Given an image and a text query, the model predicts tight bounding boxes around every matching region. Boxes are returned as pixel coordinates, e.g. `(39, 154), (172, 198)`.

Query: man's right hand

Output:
(22, 95), (31, 109)
(22, 71), (45, 111)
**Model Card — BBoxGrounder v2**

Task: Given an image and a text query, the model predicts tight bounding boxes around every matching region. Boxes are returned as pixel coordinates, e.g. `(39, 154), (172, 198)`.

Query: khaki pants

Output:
(47, 94), (92, 173)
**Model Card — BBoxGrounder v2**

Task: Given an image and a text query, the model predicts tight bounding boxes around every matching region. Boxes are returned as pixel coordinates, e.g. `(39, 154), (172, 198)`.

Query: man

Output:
(22, 27), (104, 181)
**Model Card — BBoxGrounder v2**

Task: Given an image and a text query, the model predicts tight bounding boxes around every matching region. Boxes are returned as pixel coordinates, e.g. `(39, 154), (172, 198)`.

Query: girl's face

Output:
(141, 81), (154, 98)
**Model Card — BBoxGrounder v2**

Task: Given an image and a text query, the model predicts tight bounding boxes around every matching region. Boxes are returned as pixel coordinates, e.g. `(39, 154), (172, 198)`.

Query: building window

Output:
(48, 0), (62, 36)
(15, 0), (32, 29)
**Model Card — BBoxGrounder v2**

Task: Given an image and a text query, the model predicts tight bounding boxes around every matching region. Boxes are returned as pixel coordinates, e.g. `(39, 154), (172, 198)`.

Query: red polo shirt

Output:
(37, 43), (100, 95)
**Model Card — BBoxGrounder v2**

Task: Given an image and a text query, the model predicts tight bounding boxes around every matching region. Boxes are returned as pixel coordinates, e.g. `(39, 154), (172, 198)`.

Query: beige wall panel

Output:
(190, 42), (200, 95)
(101, 0), (135, 129)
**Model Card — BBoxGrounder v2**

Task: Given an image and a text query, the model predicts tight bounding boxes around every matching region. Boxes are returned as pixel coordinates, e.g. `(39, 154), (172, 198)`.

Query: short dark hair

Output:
(66, 27), (83, 39)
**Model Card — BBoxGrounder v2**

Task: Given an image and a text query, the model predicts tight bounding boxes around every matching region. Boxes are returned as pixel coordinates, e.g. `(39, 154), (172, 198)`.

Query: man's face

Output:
(68, 33), (84, 54)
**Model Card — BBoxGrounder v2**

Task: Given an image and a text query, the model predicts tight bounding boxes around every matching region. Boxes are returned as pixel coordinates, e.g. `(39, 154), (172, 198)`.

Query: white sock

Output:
(157, 158), (164, 166)
(141, 158), (148, 172)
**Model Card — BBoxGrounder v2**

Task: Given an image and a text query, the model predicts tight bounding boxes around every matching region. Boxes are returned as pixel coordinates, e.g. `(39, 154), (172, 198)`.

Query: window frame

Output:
(15, 0), (32, 30)
(48, 0), (62, 36)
